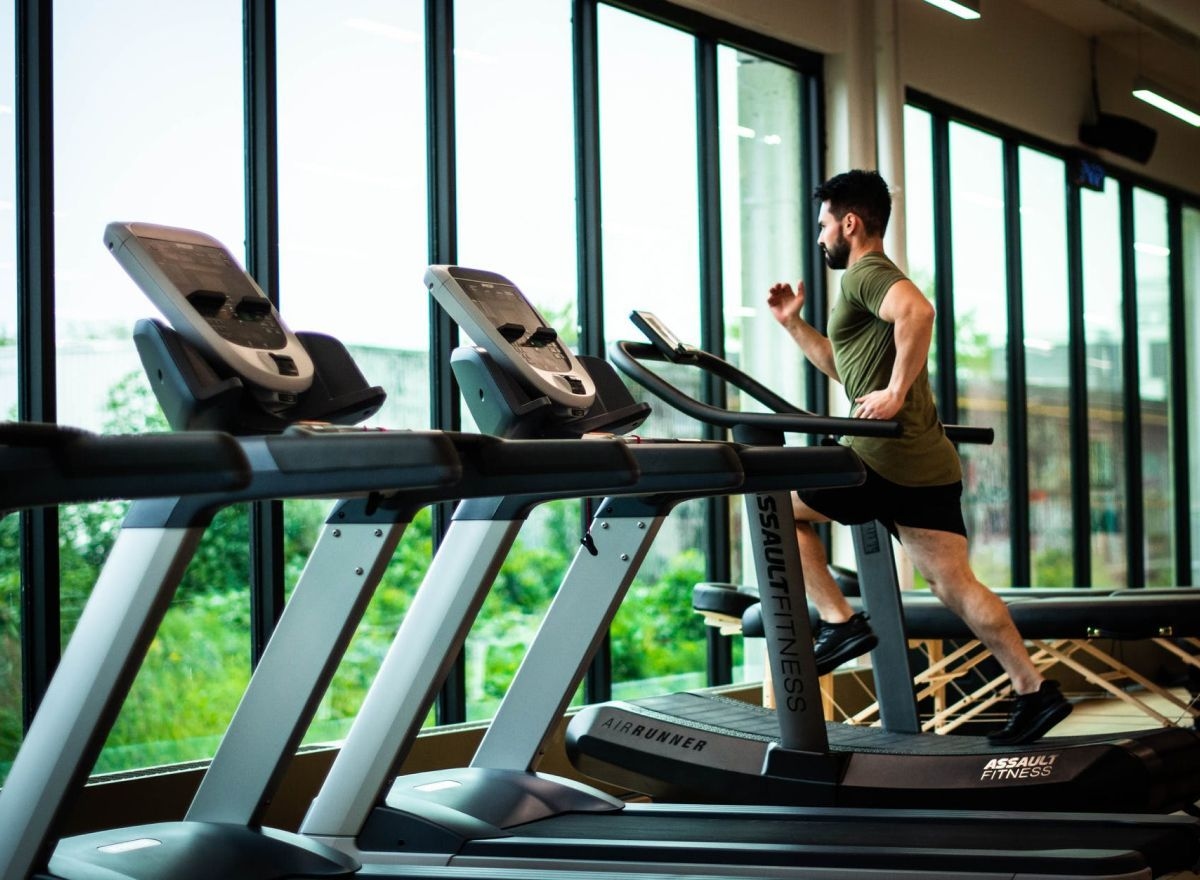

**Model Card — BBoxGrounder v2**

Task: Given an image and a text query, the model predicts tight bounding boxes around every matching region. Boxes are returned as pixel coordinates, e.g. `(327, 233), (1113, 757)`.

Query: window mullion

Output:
(1168, 200), (1191, 584)
(1066, 180), (1092, 587)
(1119, 182), (1145, 588)
(243, 0), (286, 663)
(15, 0), (60, 728)
(1003, 142), (1031, 587)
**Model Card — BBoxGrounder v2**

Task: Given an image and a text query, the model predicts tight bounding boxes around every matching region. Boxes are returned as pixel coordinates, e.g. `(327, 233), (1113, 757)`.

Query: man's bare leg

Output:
(791, 492), (855, 623)
(896, 524), (1043, 695)
(791, 493), (879, 676)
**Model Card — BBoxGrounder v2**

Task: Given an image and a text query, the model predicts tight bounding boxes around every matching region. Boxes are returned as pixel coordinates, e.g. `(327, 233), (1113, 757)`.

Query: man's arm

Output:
(853, 279), (934, 420)
(767, 281), (840, 382)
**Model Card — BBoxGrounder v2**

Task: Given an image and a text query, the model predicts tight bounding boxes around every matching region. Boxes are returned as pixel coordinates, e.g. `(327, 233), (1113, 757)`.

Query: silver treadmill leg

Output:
(301, 517), (523, 843)
(472, 508), (665, 772)
(0, 525), (203, 880)
(188, 516), (410, 824)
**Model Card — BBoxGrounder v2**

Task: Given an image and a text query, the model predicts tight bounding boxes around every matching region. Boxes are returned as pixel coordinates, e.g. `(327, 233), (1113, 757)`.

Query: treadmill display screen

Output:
(144, 238), (288, 351)
(460, 279), (573, 374)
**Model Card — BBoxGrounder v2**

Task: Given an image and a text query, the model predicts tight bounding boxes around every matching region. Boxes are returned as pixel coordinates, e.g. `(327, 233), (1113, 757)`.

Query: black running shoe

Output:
(812, 612), (878, 676)
(987, 679), (1073, 746)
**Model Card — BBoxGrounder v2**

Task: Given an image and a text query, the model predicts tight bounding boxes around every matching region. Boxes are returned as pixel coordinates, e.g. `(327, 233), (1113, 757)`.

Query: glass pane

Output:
(53, 1), (246, 774)
(1185, 206), (1200, 585)
(903, 105), (938, 388)
(275, 1), (431, 740)
(717, 46), (807, 683)
(456, 0), (576, 333)
(1080, 180), (1126, 587)
(0, 0), (17, 784)
(948, 122), (1010, 586)
(1019, 148), (1073, 587)
(469, 499), (581, 722)
(277, 0), (429, 429)
(1133, 188), (1173, 586)
(598, 6), (707, 699)
(453, 0), (583, 722)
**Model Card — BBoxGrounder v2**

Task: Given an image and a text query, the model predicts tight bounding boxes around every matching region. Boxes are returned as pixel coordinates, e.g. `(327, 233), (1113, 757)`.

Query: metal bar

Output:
(243, 0), (286, 661)
(1167, 201), (1191, 584)
(1002, 141), (1031, 587)
(15, 0), (59, 727)
(852, 521), (919, 733)
(694, 37), (732, 686)
(573, 0), (613, 703)
(1119, 181), (1145, 588)
(1066, 180), (1092, 586)
(930, 115), (958, 423)
(802, 72), (828, 416)
(574, 0), (604, 359)
(425, 0), (464, 725)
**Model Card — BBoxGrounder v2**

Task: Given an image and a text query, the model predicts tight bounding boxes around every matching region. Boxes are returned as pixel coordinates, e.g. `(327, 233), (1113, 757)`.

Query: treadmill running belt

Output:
(635, 692), (1113, 754)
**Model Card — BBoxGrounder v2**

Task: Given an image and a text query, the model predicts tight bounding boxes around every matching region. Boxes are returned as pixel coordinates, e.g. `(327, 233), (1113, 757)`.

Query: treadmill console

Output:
(426, 265), (595, 414)
(630, 310), (692, 361)
(105, 222), (314, 411)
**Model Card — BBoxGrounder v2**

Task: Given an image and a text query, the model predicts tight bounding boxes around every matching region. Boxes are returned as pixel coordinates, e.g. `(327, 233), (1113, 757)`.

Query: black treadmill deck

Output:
(567, 691), (1200, 811)
(458, 804), (1200, 878)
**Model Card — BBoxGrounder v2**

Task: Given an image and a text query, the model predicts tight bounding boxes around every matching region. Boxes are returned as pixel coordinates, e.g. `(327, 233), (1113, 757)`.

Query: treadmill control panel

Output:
(105, 222), (314, 407)
(426, 265), (595, 413)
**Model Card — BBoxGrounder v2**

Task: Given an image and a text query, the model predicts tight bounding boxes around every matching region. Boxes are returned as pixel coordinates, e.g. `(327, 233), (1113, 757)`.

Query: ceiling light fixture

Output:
(1132, 77), (1200, 127)
(922, 0), (981, 21)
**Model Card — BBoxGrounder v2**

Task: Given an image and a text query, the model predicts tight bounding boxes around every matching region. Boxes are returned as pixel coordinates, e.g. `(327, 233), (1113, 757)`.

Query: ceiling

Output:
(1018, 0), (1200, 92)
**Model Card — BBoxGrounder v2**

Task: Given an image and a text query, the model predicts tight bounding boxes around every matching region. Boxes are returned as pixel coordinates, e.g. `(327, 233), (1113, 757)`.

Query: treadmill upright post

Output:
(742, 487), (830, 754)
(471, 500), (668, 772)
(852, 519), (920, 733)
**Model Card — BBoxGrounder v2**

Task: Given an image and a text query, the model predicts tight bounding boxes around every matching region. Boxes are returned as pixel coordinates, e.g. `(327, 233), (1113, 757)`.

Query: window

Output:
(1080, 180), (1127, 587)
(1018, 148), (1073, 586)
(1133, 188), (1173, 586)
(903, 105), (938, 380)
(53, 0), (246, 773)
(913, 95), (1199, 589)
(276, 0), (431, 742)
(454, 0), (581, 722)
(948, 122), (1010, 586)
(718, 45), (809, 681)
(598, 6), (708, 698)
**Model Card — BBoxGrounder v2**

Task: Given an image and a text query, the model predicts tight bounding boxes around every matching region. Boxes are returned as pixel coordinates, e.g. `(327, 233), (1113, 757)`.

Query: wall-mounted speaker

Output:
(1078, 112), (1157, 164)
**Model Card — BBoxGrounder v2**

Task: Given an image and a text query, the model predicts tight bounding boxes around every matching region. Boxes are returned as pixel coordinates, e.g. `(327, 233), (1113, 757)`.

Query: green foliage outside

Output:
(1, 370), (712, 778)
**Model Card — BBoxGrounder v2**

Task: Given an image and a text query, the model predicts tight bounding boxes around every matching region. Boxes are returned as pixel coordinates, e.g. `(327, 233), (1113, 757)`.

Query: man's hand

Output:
(767, 281), (806, 328)
(854, 387), (903, 420)
(767, 279), (839, 382)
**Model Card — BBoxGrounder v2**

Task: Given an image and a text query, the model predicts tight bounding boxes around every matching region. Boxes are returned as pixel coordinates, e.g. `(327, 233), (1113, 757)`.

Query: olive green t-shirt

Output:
(827, 252), (961, 487)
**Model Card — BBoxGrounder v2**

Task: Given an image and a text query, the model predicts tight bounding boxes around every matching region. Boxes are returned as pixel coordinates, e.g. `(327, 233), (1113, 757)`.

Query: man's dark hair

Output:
(813, 170), (891, 237)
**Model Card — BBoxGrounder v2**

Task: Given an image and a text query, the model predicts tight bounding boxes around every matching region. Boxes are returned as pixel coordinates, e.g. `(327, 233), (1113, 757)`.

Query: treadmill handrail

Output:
(610, 340), (994, 447)
(0, 423), (251, 513)
(610, 340), (900, 439)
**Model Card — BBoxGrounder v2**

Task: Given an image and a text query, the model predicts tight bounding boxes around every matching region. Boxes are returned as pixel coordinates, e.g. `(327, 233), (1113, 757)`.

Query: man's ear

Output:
(843, 211), (860, 236)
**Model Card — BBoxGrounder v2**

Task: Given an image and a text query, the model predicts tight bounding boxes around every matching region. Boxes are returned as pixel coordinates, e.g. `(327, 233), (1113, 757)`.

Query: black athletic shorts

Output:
(798, 462), (967, 540)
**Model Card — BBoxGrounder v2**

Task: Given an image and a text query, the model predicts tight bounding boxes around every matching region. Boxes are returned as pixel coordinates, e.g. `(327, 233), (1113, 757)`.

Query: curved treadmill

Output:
(562, 326), (1200, 815)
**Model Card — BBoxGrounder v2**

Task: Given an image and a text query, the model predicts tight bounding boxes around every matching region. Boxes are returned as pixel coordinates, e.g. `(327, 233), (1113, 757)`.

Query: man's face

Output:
(817, 201), (851, 270)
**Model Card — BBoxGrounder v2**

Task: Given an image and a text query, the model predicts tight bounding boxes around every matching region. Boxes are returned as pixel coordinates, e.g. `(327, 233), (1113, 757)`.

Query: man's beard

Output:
(821, 235), (850, 270)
